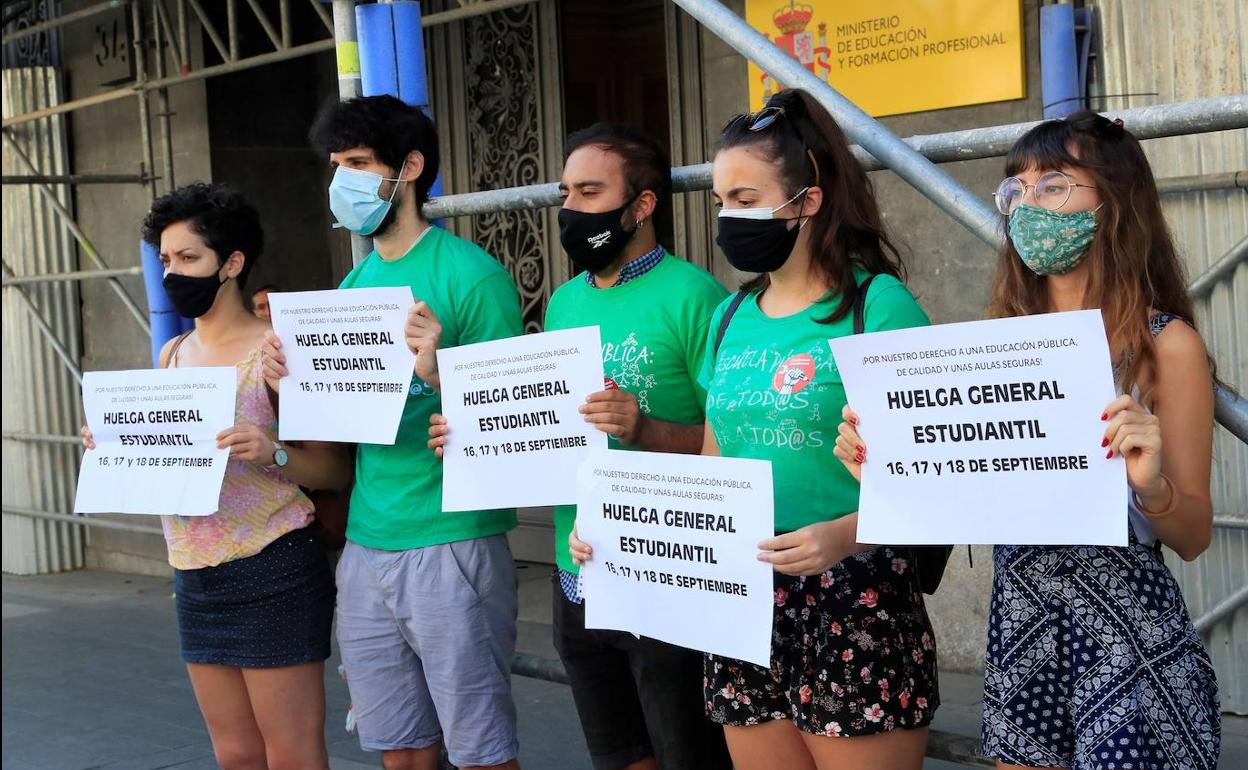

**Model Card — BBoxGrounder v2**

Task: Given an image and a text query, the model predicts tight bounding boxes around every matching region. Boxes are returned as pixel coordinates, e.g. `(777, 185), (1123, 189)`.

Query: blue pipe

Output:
(1040, 4), (1080, 119)
(356, 1), (443, 202)
(140, 240), (187, 366)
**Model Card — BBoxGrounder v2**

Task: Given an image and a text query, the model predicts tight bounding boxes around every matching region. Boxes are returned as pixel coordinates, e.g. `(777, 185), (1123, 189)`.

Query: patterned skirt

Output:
(705, 546), (938, 738)
(982, 541), (1220, 769)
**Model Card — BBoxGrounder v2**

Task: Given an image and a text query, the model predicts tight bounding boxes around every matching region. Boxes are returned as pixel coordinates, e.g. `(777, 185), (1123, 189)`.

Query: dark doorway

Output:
(200, 1), (342, 293)
(560, 0), (673, 249)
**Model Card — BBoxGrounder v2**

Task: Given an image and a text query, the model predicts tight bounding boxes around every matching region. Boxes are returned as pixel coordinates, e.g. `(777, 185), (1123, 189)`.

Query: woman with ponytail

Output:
(696, 88), (938, 770)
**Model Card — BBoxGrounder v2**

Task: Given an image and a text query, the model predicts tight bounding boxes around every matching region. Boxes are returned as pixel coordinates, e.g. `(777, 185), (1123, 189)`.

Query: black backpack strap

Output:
(850, 273), (955, 594)
(852, 274), (878, 336)
(713, 291), (749, 358)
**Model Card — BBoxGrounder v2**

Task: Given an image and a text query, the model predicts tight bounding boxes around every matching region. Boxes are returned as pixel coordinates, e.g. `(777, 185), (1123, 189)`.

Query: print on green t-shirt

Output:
(545, 255), (727, 573)
(699, 271), (929, 534)
(337, 226), (524, 550)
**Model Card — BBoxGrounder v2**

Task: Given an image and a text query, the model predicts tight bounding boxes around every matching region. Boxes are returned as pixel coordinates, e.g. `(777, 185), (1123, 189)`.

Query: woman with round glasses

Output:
(836, 112), (1221, 769)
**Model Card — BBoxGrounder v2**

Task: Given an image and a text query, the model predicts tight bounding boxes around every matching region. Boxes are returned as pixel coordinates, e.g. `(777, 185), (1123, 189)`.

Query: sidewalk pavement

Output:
(4, 565), (1242, 769)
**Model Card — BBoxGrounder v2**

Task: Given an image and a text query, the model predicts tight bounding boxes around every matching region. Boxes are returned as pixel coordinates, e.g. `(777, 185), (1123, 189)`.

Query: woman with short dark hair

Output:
(84, 182), (351, 770)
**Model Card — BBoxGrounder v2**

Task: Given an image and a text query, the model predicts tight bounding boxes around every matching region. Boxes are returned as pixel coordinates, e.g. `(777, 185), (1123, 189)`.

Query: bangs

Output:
(1005, 120), (1085, 177)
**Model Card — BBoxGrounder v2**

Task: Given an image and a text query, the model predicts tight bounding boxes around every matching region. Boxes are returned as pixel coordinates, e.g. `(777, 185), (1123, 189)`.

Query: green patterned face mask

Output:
(1008, 203), (1100, 276)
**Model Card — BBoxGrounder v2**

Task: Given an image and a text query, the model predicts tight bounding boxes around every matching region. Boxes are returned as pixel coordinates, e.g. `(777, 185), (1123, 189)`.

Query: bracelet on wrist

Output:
(1133, 474), (1177, 519)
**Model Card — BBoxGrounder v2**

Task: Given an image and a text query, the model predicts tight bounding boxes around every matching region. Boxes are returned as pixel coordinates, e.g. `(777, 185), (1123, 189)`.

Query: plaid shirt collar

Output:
(584, 244), (665, 288)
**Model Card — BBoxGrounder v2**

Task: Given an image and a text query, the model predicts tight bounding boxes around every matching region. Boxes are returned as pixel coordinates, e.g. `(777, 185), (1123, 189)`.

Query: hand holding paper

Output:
(406, 300), (443, 391)
(436, 326), (606, 511)
(74, 366), (237, 516)
(827, 310), (1126, 546)
(268, 287), (416, 444)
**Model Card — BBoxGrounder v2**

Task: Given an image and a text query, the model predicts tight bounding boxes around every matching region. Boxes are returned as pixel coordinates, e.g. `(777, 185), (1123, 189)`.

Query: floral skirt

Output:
(704, 546), (939, 738)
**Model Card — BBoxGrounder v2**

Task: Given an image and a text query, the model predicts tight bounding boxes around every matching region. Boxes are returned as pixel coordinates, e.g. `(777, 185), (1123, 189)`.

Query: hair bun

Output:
(765, 88), (805, 113)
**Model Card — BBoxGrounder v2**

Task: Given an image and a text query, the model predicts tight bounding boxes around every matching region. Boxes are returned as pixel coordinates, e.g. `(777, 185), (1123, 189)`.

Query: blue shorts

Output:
(175, 526), (334, 668)
(335, 535), (519, 767)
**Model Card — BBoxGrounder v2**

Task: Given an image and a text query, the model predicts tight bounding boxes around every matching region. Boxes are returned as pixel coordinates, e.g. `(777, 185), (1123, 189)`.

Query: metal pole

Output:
(152, 0), (177, 193)
(242, 0), (282, 51)
(227, 0), (238, 61)
(132, 1), (158, 201)
(279, 0), (292, 49)
(185, 0), (230, 63)
(1157, 170), (1247, 195)
(3, 267), (144, 286)
(668, 0), (1002, 247)
(1, 432), (84, 445)
(307, 0), (334, 34)
(2, 132), (152, 335)
(1, 263), (84, 383)
(1, 506), (164, 536)
(0, 0), (130, 45)
(178, 0), (189, 74)
(1189, 234), (1248, 300)
(417, 95), (1248, 218)
(154, 0), (186, 75)
(2, 173), (151, 185)
(421, 0), (537, 26)
(1194, 584), (1248, 634)
(885, 95), (1248, 172)
(1, 0), (571, 130)
(331, 0), (370, 266)
(1214, 383), (1248, 446)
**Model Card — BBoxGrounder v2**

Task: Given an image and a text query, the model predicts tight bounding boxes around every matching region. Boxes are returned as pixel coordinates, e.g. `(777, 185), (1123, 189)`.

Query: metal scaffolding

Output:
(2, 0), (1246, 761)
(2, 0), (1245, 449)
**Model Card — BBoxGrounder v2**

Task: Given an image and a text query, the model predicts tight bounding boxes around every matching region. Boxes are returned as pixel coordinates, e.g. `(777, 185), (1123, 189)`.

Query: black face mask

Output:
(163, 271), (226, 318)
(715, 216), (806, 273)
(558, 198), (638, 274)
(714, 189), (808, 273)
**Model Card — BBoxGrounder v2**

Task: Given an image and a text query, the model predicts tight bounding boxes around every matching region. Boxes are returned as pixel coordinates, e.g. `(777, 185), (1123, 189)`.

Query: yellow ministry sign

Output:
(745, 1), (1025, 116)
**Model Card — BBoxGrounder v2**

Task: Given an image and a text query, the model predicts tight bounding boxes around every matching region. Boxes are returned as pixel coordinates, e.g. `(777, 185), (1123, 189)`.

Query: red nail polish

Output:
(849, 417), (858, 426)
(1101, 413), (1108, 421)
(1106, 449), (1113, 459)
(857, 445), (865, 453)
(1101, 438), (1109, 447)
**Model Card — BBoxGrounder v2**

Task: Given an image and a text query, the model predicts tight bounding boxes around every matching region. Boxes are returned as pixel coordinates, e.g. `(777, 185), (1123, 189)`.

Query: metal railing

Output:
(422, 95), (1248, 219)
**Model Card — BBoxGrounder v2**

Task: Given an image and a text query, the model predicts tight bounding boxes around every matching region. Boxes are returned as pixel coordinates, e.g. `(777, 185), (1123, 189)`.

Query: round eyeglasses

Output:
(993, 171), (1098, 215)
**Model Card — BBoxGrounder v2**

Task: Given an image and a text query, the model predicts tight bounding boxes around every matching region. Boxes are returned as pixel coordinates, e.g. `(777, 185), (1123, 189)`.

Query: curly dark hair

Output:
(141, 182), (264, 288)
(309, 94), (441, 208)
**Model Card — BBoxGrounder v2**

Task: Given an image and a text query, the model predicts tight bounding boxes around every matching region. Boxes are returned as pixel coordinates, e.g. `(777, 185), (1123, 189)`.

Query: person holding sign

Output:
(264, 96), (525, 770)
(836, 113), (1221, 770)
(83, 183), (351, 770)
(433, 124), (732, 770)
(693, 89), (936, 770)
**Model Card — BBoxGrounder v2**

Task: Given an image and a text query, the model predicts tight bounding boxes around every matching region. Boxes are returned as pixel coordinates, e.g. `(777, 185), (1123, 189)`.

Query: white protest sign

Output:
(74, 367), (236, 516)
(577, 449), (774, 667)
(829, 309), (1125, 546)
(437, 326), (606, 511)
(269, 287), (415, 444)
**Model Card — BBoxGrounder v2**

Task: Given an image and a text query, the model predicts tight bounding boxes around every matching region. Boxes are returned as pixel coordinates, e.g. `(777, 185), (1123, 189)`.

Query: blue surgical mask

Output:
(328, 161), (406, 236)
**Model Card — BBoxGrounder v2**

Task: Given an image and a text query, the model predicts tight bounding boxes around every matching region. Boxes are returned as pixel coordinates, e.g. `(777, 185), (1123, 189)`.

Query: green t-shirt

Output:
(699, 272), (929, 533)
(546, 255), (728, 573)
(338, 226), (523, 550)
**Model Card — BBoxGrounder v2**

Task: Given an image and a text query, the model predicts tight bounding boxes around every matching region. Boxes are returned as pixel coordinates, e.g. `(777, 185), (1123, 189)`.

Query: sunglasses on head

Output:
(722, 106), (786, 133)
